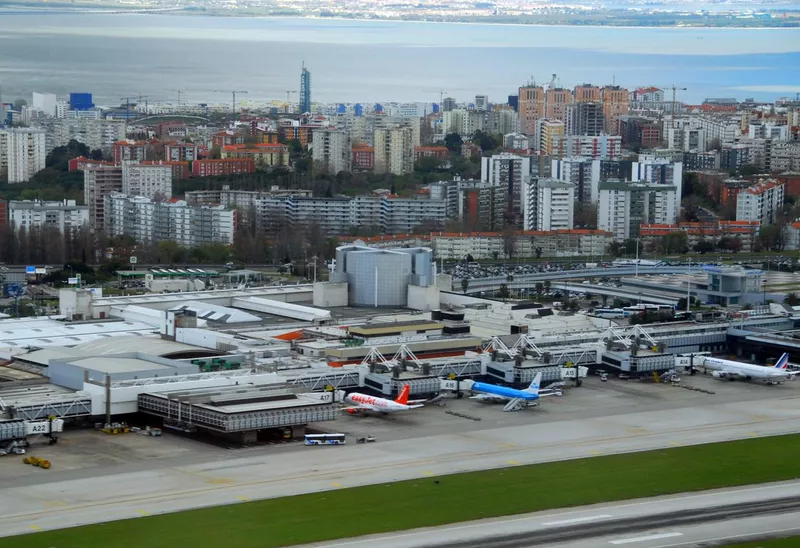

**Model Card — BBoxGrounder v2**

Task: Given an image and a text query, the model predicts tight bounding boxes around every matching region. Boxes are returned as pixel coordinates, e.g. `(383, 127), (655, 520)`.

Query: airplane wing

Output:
(406, 404), (425, 409)
(407, 399), (428, 405)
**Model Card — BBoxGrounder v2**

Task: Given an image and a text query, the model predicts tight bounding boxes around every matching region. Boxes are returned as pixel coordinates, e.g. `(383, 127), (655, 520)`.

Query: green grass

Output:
(7, 434), (800, 548)
(724, 537), (800, 547)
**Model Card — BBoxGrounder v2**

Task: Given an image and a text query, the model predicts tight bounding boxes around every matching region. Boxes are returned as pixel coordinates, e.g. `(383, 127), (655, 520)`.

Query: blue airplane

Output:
(461, 373), (560, 412)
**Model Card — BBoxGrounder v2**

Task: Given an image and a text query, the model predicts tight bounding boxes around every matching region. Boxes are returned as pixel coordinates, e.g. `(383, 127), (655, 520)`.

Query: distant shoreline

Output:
(1, 8), (799, 29)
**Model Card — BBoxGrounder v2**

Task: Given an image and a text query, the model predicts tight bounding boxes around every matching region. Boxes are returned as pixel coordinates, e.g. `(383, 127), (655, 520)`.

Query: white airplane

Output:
(701, 353), (799, 384)
(342, 385), (425, 415)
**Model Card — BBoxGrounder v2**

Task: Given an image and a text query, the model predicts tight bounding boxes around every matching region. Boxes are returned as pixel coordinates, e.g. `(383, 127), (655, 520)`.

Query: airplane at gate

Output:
(342, 385), (425, 415)
(460, 373), (559, 412)
(701, 353), (799, 384)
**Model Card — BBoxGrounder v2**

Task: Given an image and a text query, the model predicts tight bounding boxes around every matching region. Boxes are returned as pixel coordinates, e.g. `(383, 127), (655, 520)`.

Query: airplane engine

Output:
(346, 408), (359, 415)
(712, 371), (724, 378)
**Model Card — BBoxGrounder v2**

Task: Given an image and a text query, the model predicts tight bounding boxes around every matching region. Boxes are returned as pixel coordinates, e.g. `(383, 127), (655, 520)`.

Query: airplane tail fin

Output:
(524, 372), (542, 396)
(775, 353), (790, 370)
(394, 385), (410, 405)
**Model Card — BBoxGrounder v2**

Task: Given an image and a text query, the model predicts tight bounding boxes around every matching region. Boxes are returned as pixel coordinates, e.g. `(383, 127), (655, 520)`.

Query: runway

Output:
(297, 482), (800, 547)
(1, 395), (799, 538)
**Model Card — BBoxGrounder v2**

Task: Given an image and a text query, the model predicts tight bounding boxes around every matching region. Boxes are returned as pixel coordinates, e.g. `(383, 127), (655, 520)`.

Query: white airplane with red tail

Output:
(343, 385), (425, 415)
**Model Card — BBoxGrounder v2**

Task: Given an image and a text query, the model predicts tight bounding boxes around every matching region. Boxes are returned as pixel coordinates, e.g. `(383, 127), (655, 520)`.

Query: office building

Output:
(598, 181), (678, 241)
(474, 95), (489, 112)
(565, 102), (604, 137)
(300, 63), (311, 113)
(8, 199), (89, 234)
(374, 126), (414, 175)
(122, 162), (173, 200)
(312, 128), (352, 174)
(481, 153), (532, 221)
(105, 193), (235, 247)
(0, 128), (47, 183)
(536, 119), (565, 155)
(441, 97), (457, 112)
(32, 92), (57, 117)
(83, 165), (123, 228)
(736, 179), (784, 226)
(522, 178), (575, 232)
(518, 85), (545, 135)
(69, 93), (94, 111)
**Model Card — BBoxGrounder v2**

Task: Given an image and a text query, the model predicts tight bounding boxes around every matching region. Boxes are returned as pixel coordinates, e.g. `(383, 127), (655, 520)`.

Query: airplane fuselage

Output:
(344, 392), (410, 413)
(469, 381), (539, 402)
(702, 358), (792, 382)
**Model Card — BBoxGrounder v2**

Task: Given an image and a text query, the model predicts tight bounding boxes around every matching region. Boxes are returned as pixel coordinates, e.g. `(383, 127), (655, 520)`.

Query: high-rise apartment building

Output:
(544, 88), (571, 122)
(565, 102), (604, 137)
(557, 135), (621, 160)
(300, 63), (311, 114)
(312, 128), (352, 174)
(536, 119), (565, 154)
(474, 95), (489, 112)
(429, 178), (508, 231)
(481, 153), (532, 221)
(381, 196), (446, 234)
(83, 165), (123, 227)
(736, 179), (784, 226)
(8, 199), (89, 234)
(122, 162), (173, 200)
(522, 178), (575, 232)
(441, 97), (457, 112)
(486, 108), (519, 135)
(374, 126), (414, 175)
(105, 193), (235, 247)
(0, 128), (47, 183)
(601, 86), (629, 135)
(551, 158), (600, 203)
(573, 84), (601, 103)
(518, 85), (545, 135)
(598, 181), (678, 241)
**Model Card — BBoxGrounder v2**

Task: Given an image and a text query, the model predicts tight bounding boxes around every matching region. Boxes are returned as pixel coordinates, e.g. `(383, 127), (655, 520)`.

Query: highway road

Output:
(1, 395), (799, 537)
(297, 481), (800, 547)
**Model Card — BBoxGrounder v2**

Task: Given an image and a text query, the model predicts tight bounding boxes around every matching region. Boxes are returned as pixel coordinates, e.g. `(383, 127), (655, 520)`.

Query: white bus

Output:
(594, 308), (626, 319)
(304, 433), (346, 446)
(623, 304), (673, 317)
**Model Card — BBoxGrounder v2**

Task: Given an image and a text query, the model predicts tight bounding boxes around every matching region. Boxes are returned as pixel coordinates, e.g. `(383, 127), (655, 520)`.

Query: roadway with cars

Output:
(298, 481), (800, 547)
(0, 392), (799, 538)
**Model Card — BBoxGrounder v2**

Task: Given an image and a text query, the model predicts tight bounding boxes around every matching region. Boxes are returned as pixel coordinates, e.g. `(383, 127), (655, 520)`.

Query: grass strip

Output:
(724, 537), (800, 547)
(6, 433), (800, 548)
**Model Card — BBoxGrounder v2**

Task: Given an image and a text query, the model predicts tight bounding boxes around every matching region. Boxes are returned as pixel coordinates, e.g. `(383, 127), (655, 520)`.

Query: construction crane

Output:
(120, 96), (135, 120)
(670, 86), (687, 127)
(214, 90), (248, 118)
(285, 90), (297, 114)
(168, 89), (185, 106)
(137, 95), (150, 115)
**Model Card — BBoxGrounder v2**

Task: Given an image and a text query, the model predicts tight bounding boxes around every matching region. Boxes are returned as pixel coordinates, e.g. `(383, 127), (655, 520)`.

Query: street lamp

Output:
(635, 238), (640, 278)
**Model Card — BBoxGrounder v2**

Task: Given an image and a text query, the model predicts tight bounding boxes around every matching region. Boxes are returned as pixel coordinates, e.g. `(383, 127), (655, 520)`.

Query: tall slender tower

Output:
(300, 63), (311, 114)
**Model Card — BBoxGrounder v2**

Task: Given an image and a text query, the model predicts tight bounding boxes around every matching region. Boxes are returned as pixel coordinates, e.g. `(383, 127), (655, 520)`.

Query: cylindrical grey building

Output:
(331, 243), (433, 307)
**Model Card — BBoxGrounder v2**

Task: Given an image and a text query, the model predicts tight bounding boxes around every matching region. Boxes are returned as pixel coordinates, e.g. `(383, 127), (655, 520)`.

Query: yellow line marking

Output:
(590, 450), (603, 455)
(421, 471), (435, 476)
(29, 525), (41, 531)
(746, 431), (760, 437)
(206, 478), (235, 485)
(237, 496), (250, 502)
(669, 441), (681, 447)
(331, 482), (343, 488)
(136, 510), (150, 516)
(507, 460), (520, 465)
(626, 427), (649, 435)
(3, 414), (798, 523)
(498, 443), (517, 448)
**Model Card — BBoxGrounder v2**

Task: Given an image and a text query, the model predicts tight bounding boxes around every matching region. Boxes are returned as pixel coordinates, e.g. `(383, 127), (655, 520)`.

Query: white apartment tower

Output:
(0, 128), (47, 183)
(481, 153), (531, 221)
(522, 178), (575, 232)
(312, 128), (352, 174)
(374, 126), (414, 175)
(121, 162), (173, 200)
(598, 181), (678, 241)
(736, 179), (784, 226)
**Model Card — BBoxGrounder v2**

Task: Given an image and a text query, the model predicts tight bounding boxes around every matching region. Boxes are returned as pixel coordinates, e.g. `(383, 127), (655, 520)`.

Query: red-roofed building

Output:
(414, 146), (449, 161)
(736, 179), (784, 226)
(164, 142), (198, 162)
(113, 140), (149, 163)
(68, 156), (115, 172)
(640, 221), (759, 251)
(192, 159), (256, 178)
(140, 160), (190, 181)
(221, 143), (289, 168)
(352, 144), (374, 171)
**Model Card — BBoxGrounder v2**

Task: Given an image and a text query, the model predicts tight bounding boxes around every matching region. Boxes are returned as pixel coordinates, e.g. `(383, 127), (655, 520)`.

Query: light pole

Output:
(635, 238), (640, 278)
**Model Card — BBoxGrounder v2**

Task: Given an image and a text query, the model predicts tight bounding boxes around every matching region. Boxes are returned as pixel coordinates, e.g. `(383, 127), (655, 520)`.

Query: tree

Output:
(443, 133), (463, 154)
(498, 283), (510, 301)
(502, 224), (517, 259)
(661, 232), (689, 254)
(461, 277), (469, 294)
(677, 296), (698, 311)
(535, 282), (544, 298)
(717, 236), (742, 252)
(693, 239), (715, 254)
(471, 130), (498, 152)
(414, 156), (441, 173)
(543, 280), (551, 294)
(573, 202), (598, 229)
(785, 292), (800, 307)
(758, 225), (785, 252)
(740, 164), (761, 177)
